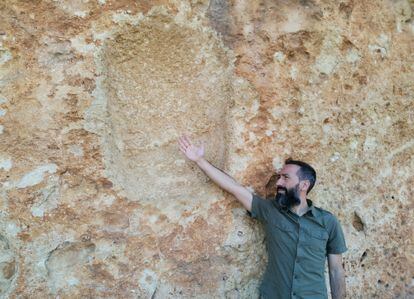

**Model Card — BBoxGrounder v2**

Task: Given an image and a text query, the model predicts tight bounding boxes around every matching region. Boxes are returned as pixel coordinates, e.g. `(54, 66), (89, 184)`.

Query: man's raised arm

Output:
(178, 135), (253, 211)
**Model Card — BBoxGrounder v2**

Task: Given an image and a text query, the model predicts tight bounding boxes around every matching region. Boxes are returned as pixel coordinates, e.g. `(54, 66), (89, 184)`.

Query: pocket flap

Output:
(270, 219), (294, 232)
(310, 229), (329, 240)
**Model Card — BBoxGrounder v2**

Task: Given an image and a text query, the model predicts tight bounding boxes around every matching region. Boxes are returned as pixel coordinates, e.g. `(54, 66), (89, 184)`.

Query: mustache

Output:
(277, 186), (287, 192)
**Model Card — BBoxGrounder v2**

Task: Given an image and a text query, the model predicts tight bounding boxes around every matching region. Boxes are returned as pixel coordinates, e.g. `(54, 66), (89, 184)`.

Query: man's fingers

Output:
(178, 135), (193, 148)
(178, 136), (187, 147)
(182, 135), (192, 147)
(179, 146), (187, 154)
(178, 138), (187, 149)
(178, 136), (187, 146)
(179, 139), (189, 150)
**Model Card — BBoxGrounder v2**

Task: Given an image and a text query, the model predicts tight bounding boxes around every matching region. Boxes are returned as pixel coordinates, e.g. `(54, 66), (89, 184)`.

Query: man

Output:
(178, 135), (347, 299)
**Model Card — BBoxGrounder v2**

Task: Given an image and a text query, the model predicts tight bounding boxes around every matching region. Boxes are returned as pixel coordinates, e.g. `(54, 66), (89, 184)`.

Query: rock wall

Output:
(0, 0), (413, 298)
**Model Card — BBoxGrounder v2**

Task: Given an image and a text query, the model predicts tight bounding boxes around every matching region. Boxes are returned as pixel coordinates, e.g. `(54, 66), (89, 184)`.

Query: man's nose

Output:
(276, 177), (284, 186)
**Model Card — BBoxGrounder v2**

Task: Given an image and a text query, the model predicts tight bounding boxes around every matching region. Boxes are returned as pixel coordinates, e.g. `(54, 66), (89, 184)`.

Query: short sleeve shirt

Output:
(250, 194), (347, 299)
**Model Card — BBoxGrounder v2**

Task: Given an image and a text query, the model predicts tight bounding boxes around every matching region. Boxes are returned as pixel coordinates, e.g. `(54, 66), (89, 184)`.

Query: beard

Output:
(275, 184), (301, 208)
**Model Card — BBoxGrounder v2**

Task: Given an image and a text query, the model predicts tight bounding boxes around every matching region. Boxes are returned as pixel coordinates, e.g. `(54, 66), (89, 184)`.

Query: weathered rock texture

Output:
(0, 0), (413, 298)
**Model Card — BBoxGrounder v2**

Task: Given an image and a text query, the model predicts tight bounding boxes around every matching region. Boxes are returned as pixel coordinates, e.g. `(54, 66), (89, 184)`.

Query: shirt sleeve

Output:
(249, 194), (273, 222)
(326, 215), (348, 254)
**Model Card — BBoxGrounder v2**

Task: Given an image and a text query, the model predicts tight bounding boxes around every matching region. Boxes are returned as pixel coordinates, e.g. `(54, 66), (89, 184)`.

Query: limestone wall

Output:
(0, 0), (413, 298)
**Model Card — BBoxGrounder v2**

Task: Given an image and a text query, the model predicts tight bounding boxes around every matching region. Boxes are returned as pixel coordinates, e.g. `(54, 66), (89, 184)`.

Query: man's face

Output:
(275, 164), (301, 207)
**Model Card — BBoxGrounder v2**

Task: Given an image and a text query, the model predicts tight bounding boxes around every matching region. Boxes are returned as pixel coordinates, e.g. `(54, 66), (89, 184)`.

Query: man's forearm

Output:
(195, 158), (252, 210)
(196, 158), (242, 194)
(329, 268), (346, 299)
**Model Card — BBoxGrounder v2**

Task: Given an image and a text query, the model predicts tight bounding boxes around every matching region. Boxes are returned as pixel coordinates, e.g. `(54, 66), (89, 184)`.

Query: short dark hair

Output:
(285, 158), (316, 194)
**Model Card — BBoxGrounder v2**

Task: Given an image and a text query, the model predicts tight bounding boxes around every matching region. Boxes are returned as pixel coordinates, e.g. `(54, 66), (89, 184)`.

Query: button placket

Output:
(291, 219), (301, 297)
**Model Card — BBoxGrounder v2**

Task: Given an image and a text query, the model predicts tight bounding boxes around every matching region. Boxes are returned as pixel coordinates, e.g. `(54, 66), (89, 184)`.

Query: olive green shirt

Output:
(250, 194), (347, 299)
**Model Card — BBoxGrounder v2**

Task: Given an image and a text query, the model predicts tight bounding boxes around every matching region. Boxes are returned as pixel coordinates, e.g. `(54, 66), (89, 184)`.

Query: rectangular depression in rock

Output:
(100, 14), (235, 208)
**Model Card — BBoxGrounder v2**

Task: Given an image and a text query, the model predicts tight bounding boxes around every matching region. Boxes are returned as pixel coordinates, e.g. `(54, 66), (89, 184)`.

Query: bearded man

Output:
(178, 135), (347, 299)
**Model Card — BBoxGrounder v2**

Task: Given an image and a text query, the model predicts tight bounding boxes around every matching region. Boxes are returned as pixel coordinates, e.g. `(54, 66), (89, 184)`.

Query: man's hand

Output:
(178, 135), (204, 162)
(177, 134), (253, 211)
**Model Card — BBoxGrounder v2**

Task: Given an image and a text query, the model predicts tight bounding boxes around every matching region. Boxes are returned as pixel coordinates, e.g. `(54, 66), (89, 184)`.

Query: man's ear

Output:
(299, 180), (310, 192)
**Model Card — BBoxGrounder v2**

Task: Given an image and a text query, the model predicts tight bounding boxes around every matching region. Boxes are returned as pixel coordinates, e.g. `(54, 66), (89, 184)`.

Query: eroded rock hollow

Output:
(101, 14), (233, 210)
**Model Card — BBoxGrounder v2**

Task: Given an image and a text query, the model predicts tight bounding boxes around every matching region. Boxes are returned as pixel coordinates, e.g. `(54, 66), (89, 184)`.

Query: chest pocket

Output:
(267, 218), (296, 245)
(304, 228), (329, 251)
(270, 218), (294, 232)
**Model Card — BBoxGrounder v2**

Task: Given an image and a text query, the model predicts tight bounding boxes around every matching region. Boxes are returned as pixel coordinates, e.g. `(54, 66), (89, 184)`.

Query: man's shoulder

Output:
(314, 205), (334, 217)
(253, 194), (277, 204)
(253, 194), (280, 210)
(250, 194), (281, 220)
(313, 206), (343, 230)
(313, 206), (339, 222)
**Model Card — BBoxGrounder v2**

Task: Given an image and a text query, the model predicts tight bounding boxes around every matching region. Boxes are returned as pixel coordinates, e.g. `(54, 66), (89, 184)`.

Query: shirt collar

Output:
(274, 198), (322, 218)
(306, 198), (321, 218)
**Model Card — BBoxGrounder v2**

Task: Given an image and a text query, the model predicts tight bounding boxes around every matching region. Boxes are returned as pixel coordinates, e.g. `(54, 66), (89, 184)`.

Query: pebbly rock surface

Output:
(0, 0), (413, 298)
